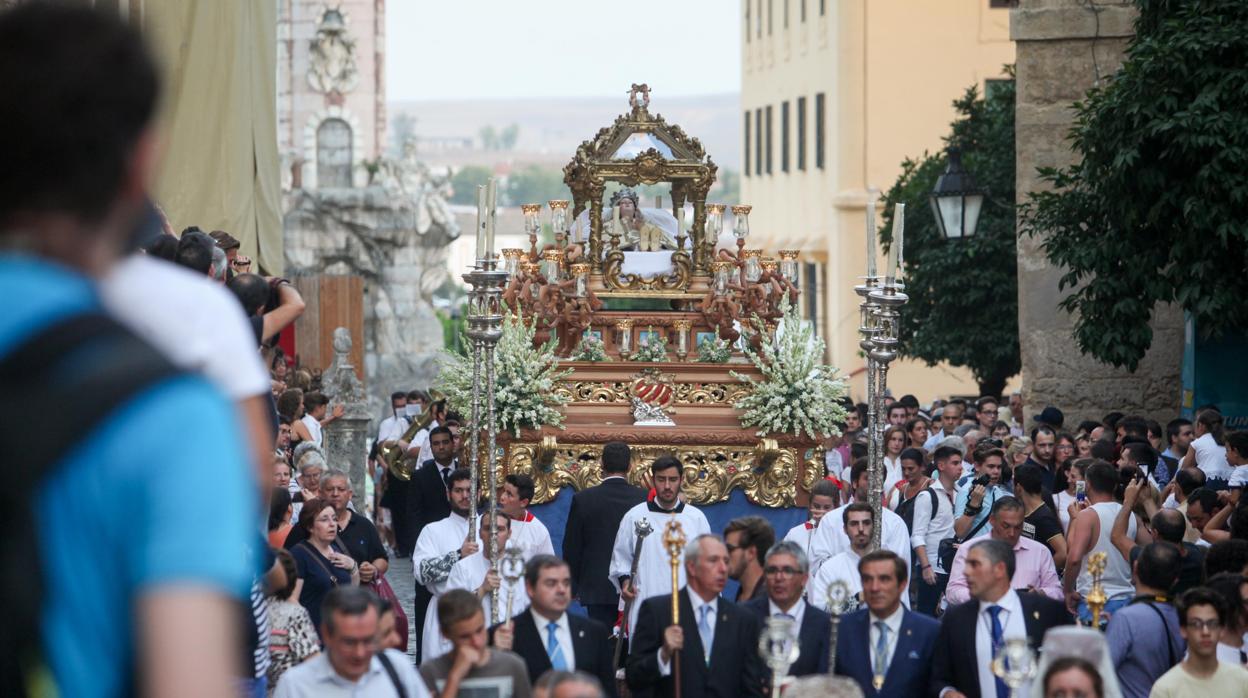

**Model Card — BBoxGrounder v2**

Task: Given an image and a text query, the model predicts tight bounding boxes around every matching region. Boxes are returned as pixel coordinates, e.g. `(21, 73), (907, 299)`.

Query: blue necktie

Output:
(987, 605), (1008, 698)
(873, 620), (890, 687)
(546, 621), (568, 671)
(698, 604), (713, 664)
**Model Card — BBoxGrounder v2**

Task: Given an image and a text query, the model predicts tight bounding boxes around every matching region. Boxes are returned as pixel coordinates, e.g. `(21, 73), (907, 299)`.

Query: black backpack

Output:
(0, 313), (179, 695)
(894, 485), (939, 535)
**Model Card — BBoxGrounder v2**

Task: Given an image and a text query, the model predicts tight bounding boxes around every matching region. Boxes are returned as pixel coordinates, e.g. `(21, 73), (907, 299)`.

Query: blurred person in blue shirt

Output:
(0, 4), (257, 697)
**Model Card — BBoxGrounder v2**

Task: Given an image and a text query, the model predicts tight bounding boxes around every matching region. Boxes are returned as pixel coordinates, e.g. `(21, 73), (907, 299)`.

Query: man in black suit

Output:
(742, 540), (830, 677)
(564, 441), (646, 629)
(491, 555), (616, 696)
(931, 538), (1072, 698)
(408, 425), (457, 663)
(627, 534), (766, 698)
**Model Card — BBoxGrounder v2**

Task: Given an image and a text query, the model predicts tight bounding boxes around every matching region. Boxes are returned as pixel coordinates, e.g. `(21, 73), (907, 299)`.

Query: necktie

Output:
(873, 620), (890, 689)
(546, 621), (568, 670)
(441, 467), (450, 489)
(698, 604), (713, 664)
(987, 605), (1009, 698)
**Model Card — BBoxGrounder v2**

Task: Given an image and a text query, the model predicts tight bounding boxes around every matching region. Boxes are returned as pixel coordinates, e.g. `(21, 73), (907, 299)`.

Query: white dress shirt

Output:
(659, 587), (717, 675)
(272, 649), (431, 697)
(531, 608), (577, 670)
(376, 414), (409, 443)
(868, 605), (905, 678)
(768, 598), (807, 629)
(910, 479), (956, 574)
(975, 590), (1031, 698)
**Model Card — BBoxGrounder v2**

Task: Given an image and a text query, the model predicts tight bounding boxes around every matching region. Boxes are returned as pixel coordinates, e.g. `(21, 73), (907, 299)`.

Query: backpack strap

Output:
(0, 312), (181, 696)
(376, 651), (408, 698)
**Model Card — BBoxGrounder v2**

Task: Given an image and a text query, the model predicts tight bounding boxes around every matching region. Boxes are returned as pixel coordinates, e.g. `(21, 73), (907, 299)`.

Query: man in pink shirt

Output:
(945, 496), (1062, 605)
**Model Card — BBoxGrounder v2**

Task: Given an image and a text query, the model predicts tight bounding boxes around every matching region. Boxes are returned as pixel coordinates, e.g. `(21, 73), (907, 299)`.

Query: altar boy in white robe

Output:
(501, 473), (554, 561)
(809, 460), (912, 576)
(412, 468), (474, 662)
(609, 454), (711, 646)
(422, 510), (530, 660)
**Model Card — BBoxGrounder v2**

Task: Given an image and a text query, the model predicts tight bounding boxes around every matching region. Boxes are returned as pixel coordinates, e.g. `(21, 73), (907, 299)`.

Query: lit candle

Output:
(485, 178), (498, 258)
(865, 190), (877, 278)
(676, 206), (685, 241)
(475, 185), (488, 262)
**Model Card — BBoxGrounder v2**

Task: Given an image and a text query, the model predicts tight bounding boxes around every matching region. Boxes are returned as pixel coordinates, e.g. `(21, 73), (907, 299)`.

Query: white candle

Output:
(865, 190), (877, 278)
(676, 207), (685, 240)
(475, 185), (488, 261)
(485, 178), (498, 257)
(887, 202), (905, 282)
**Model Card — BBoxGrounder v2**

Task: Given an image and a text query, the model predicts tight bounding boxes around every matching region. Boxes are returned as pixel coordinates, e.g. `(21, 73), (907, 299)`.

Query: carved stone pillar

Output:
(322, 327), (374, 513)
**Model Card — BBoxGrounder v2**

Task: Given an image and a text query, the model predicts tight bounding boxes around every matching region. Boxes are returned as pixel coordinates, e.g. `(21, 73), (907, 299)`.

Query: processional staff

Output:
(825, 579), (851, 680)
(663, 519), (687, 698)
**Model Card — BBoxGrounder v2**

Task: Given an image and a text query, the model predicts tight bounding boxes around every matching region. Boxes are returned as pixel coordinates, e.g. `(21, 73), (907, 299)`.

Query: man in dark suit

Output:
(627, 534), (766, 698)
(931, 538), (1072, 698)
(491, 555), (616, 696)
(408, 425), (457, 663)
(834, 550), (939, 696)
(743, 540), (830, 677)
(564, 441), (646, 629)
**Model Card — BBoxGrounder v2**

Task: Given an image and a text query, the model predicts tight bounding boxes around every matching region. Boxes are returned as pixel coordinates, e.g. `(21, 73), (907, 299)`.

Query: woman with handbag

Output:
(289, 499), (357, 636)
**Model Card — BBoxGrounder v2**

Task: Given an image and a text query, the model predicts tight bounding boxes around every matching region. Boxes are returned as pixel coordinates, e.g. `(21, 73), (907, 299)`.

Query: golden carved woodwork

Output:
(552, 379), (749, 406)
(602, 247), (692, 292)
(564, 84), (719, 281)
(506, 441), (810, 508)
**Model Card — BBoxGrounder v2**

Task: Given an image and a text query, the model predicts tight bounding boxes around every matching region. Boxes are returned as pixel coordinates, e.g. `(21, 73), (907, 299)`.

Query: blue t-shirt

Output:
(1, 256), (257, 698)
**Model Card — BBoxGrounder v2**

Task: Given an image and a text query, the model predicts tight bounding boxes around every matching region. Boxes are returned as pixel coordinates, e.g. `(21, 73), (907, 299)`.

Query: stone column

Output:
(323, 327), (374, 513)
(1013, 0), (1181, 424)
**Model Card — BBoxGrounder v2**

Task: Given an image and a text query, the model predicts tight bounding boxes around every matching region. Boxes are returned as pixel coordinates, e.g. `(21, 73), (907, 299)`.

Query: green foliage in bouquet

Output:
(571, 333), (608, 362)
(437, 312), (571, 436)
(630, 333), (669, 363)
(696, 333), (732, 363)
(732, 301), (849, 439)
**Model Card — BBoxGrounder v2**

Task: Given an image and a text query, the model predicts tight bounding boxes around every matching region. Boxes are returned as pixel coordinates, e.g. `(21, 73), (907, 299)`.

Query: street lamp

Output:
(929, 147), (985, 240)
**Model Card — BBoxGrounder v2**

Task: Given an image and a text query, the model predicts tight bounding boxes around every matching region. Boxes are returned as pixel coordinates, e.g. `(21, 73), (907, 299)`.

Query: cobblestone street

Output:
(387, 556), (419, 661)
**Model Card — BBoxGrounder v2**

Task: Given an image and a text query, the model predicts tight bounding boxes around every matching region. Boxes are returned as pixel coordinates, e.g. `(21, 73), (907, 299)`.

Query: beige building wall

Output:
(741, 0), (1016, 404)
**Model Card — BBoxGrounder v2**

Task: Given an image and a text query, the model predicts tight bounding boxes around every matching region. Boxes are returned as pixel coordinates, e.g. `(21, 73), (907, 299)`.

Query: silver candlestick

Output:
(992, 638), (1038, 697)
(758, 615), (800, 697)
(855, 276), (883, 551)
(825, 579), (851, 673)
(462, 253), (509, 623)
(501, 545), (526, 621)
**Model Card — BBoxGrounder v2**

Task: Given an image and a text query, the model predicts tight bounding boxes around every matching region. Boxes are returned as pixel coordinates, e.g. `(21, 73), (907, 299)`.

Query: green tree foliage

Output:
(505, 166), (571, 206)
(499, 123), (520, 150)
(449, 165), (492, 205)
(1021, 0), (1248, 370)
(879, 70), (1018, 397)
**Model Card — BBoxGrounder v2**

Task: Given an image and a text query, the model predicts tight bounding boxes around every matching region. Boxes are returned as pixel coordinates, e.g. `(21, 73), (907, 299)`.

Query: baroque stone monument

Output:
(323, 327), (372, 510)
(1013, 0), (1181, 423)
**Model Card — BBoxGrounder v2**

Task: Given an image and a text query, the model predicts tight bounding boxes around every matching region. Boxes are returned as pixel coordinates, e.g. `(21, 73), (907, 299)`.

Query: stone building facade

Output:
(279, 0), (459, 417)
(1013, 0), (1181, 424)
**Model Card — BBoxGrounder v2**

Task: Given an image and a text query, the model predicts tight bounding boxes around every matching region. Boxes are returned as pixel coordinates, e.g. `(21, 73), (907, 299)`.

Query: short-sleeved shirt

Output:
(1130, 543), (1206, 597)
(1149, 661), (1248, 697)
(3, 256), (257, 698)
(284, 511), (388, 566)
(1023, 504), (1064, 557)
(290, 541), (353, 633)
(419, 649), (532, 698)
(1105, 600), (1184, 698)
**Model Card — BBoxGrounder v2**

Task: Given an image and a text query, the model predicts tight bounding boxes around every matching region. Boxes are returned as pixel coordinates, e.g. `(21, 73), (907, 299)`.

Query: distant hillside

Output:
(389, 93), (742, 171)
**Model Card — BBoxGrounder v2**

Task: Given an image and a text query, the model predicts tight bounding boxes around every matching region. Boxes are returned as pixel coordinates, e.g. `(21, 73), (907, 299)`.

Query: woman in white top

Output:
(881, 425), (907, 491)
(1182, 408), (1233, 482)
(1055, 460), (1088, 534)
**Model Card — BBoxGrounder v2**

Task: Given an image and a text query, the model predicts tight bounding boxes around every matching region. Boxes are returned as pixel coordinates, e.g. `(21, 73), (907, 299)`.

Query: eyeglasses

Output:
(764, 566), (802, 577)
(1186, 618), (1222, 632)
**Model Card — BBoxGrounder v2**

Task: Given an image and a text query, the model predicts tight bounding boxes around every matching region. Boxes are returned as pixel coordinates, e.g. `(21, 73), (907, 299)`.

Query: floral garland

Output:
(732, 300), (849, 439)
(437, 312), (571, 436)
(630, 333), (669, 362)
(696, 332), (732, 363)
(571, 333), (608, 362)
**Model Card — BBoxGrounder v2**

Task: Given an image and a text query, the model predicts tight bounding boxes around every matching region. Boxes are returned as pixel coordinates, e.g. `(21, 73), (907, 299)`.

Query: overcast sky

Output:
(386, 0), (742, 101)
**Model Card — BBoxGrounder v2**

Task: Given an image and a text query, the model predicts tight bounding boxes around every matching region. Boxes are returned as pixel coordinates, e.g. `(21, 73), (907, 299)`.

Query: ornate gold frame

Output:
(505, 441), (824, 508)
(563, 84), (719, 286)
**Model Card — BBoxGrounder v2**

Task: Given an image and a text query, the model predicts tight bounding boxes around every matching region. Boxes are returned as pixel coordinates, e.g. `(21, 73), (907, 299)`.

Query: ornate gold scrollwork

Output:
(505, 442), (802, 508)
(602, 248), (692, 292)
(553, 380), (749, 406)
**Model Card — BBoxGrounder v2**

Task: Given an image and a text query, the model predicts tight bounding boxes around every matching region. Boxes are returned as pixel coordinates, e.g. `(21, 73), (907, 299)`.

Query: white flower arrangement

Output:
(437, 312), (571, 437)
(731, 300), (849, 439)
(696, 333), (732, 363)
(630, 333), (670, 363)
(571, 333), (608, 362)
